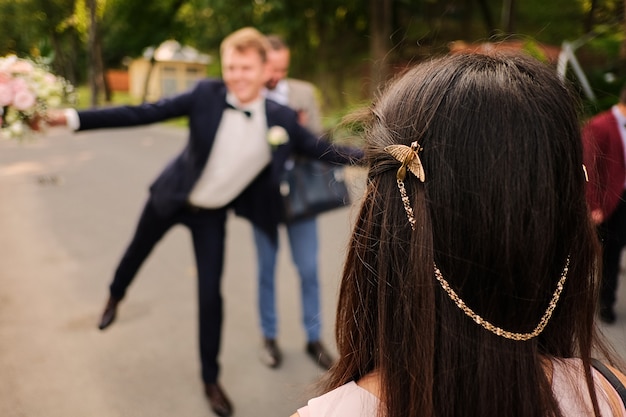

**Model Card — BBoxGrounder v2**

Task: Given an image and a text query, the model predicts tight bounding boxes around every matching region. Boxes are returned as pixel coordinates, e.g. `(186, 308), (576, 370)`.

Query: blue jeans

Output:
(252, 217), (321, 342)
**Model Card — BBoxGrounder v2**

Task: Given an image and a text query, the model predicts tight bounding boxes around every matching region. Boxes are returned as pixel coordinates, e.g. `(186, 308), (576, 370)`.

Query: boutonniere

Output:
(267, 125), (289, 149)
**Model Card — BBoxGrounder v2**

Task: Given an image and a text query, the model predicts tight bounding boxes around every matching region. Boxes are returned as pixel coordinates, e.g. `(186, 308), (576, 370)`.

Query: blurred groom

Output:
(45, 27), (361, 417)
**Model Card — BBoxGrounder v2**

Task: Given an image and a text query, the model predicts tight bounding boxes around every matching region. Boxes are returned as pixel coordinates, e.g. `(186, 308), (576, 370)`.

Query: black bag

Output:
(279, 157), (351, 223)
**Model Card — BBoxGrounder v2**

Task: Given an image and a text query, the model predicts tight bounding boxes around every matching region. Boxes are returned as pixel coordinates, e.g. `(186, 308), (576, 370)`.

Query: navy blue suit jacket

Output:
(77, 79), (362, 239)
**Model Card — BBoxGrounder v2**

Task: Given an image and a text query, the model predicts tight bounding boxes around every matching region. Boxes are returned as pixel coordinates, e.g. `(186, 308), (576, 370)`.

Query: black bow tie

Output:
(226, 103), (252, 118)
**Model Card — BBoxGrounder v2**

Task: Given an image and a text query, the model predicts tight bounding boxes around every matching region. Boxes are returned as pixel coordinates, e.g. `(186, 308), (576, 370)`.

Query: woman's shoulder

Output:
(296, 381), (379, 417)
(552, 357), (626, 417)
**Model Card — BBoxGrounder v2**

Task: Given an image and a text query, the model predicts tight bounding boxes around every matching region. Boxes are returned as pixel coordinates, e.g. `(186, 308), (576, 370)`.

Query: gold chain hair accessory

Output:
(384, 141), (425, 230)
(434, 257), (570, 341)
(383, 141), (570, 341)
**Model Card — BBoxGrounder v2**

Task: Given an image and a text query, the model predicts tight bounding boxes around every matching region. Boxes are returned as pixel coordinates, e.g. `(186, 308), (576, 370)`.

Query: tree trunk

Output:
(621, 0), (626, 73)
(94, 31), (111, 103)
(584, 0), (598, 33)
(87, 0), (109, 106)
(501, 0), (516, 34)
(475, 0), (496, 36)
(88, 0), (99, 108)
(369, 0), (393, 97)
(141, 56), (156, 104)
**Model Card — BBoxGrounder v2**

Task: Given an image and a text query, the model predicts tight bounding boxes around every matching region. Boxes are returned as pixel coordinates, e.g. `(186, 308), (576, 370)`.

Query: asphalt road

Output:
(2, 125), (626, 417)
(0, 125), (366, 417)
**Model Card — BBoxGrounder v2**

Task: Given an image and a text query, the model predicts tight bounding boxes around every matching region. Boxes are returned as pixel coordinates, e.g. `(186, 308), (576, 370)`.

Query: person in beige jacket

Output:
(254, 35), (334, 370)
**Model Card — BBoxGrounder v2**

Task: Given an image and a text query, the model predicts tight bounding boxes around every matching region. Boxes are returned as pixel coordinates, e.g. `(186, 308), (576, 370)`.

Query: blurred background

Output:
(1, 0), (625, 122)
(5, 2), (626, 416)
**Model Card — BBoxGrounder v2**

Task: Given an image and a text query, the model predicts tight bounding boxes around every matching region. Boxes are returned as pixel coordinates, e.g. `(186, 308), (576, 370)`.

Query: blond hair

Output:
(220, 27), (270, 62)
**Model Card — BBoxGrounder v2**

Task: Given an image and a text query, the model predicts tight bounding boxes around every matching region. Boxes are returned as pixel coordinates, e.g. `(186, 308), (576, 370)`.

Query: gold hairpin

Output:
(582, 164), (589, 182)
(434, 257), (570, 341)
(384, 141), (425, 230)
(384, 141), (425, 182)
(383, 140), (568, 341)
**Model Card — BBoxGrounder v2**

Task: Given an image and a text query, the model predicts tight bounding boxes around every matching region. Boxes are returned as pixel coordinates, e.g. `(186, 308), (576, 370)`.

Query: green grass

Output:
(74, 85), (139, 109)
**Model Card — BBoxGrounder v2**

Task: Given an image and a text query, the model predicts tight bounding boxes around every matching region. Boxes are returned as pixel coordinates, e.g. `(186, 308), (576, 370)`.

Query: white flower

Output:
(0, 55), (17, 72)
(8, 120), (24, 137)
(10, 59), (33, 74)
(267, 125), (289, 148)
(47, 96), (61, 108)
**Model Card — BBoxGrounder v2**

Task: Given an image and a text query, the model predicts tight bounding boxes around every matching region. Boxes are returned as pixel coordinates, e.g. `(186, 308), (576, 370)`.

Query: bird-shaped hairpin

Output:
(384, 141), (425, 182)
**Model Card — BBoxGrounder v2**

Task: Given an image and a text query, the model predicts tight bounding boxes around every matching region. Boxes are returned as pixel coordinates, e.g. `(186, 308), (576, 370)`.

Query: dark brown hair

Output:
(326, 53), (613, 417)
(266, 34), (288, 51)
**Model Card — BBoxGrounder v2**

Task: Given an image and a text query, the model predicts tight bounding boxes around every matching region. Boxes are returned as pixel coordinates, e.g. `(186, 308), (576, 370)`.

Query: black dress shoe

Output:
(306, 340), (335, 370)
(600, 305), (617, 324)
(98, 295), (121, 330)
(204, 383), (233, 417)
(259, 338), (282, 368)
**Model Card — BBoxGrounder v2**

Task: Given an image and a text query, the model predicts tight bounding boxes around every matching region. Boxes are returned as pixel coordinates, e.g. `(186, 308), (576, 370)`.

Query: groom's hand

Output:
(43, 109), (68, 127)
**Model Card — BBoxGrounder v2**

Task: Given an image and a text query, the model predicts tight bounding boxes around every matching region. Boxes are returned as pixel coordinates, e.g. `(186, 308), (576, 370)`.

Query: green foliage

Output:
(2, 0), (626, 118)
(101, 0), (190, 67)
(586, 24), (625, 67)
(73, 85), (137, 109)
(521, 40), (548, 62)
(0, 0), (86, 84)
(516, 0), (586, 44)
(578, 68), (625, 116)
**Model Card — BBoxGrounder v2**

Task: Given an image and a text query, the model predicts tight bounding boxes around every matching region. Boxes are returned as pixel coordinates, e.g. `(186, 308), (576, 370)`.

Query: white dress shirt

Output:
(264, 80), (289, 105)
(188, 94), (271, 208)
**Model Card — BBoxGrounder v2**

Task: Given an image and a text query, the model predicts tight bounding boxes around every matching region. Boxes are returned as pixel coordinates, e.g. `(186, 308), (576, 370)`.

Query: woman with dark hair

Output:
(291, 53), (626, 417)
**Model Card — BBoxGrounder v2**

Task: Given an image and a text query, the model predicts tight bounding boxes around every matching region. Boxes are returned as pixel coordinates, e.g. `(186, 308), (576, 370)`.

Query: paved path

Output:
(1, 125), (626, 417)
(0, 126), (367, 417)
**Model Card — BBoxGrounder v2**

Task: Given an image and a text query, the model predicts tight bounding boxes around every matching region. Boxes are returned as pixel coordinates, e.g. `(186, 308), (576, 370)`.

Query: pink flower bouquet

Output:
(0, 55), (74, 139)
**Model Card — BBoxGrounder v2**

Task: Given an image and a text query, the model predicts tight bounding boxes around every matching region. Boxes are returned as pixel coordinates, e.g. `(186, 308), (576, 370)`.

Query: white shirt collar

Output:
(225, 92), (264, 119)
(264, 80), (289, 105)
(612, 105), (626, 125)
(226, 92), (264, 112)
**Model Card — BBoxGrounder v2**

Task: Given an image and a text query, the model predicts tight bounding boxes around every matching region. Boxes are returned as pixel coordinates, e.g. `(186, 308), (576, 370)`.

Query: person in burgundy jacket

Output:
(583, 85), (626, 324)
